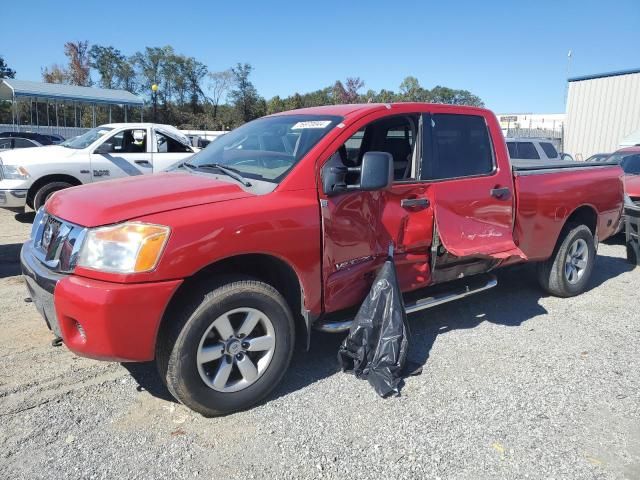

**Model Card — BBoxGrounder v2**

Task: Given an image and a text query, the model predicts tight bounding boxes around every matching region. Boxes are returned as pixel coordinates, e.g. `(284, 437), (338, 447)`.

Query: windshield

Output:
(61, 127), (114, 149)
(606, 152), (640, 174)
(185, 114), (342, 183)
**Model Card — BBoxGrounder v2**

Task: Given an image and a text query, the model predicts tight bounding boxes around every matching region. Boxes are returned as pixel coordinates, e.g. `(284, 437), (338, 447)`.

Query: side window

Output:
(539, 142), (558, 159)
(14, 138), (35, 148)
(0, 139), (12, 150)
(422, 114), (494, 180)
(156, 132), (192, 153)
(515, 142), (539, 159)
(104, 129), (147, 153)
(335, 116), (418, 181)
(506, 142), (517, 158)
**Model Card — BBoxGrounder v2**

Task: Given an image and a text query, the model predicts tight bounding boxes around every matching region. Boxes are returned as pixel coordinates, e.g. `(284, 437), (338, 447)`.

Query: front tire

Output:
(33, 181), (73, 210)
(537, 224), (596, 297)
(157, 278), (295, 417)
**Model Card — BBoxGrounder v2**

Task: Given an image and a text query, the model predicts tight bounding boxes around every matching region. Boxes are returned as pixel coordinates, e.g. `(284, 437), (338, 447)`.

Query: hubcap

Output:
(196, 307), (276, 393)
(564, 238), (589, 284)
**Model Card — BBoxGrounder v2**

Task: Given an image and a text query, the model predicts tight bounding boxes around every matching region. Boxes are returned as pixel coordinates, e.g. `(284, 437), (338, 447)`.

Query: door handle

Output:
(134, 160), (152, 167)
(490, 187), (511, 200)
(401, 198), (430, 209)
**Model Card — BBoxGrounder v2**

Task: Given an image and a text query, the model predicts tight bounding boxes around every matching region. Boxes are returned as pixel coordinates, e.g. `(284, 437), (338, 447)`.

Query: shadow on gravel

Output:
(14, 211), (35, 224)
(123, 253), (635, 406)
(0, 243), (23, 278)
(122, 362), (177, 403)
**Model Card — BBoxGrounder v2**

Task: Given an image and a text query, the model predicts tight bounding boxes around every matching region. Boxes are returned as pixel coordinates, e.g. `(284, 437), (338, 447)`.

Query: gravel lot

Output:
(1, 207), (639, 479)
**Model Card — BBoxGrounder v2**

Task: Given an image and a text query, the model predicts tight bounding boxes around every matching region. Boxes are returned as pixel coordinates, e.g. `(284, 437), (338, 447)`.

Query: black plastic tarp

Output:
(337, 257), (412, 397)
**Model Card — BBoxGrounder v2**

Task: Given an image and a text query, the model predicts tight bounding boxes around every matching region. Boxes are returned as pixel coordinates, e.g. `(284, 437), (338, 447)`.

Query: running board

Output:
(314, 273), (498, 333)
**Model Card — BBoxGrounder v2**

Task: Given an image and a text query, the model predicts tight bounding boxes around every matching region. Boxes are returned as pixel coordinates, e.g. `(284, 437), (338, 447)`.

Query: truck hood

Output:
(0, 145), (76, 165)
(625, 174), (640, 198)
(47, 172), (253, 227)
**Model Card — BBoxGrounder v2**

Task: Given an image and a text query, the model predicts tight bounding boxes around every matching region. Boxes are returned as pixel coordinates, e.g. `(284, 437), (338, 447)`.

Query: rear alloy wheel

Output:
(537, 224), (596, 297)
(158, 278), (295, 416)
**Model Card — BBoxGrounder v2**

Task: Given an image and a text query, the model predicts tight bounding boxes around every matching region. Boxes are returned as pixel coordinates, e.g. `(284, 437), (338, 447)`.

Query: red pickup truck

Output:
(21, 103), (624, 416)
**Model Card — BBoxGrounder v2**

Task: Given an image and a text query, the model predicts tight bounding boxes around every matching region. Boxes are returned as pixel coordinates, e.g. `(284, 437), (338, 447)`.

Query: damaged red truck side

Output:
(21, 103), (624, 416)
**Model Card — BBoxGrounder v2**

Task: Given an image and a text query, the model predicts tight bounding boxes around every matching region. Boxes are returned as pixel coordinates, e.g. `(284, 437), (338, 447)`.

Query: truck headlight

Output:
(77, 222), (170, 273)
(1, 165), (30, 180)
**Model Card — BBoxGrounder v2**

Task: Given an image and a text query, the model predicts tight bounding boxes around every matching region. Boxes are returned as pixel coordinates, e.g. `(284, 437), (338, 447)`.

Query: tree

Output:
(343, 77), (364, 103)
(430, 86), (484, 107)
(183, 57), (207, 113)
(398, 76), (422, 101)
(132, 46), (170, 98)
(41, 64), (67, 84)
(0, 55), (16, 79)
(64, 41), (92, 86)
(208, 69), (233, 120)
(229, 63), (262, 122)
(267, 95), (285, 114)
(117, 59), (137, 93)
(89, 45), (126, 89)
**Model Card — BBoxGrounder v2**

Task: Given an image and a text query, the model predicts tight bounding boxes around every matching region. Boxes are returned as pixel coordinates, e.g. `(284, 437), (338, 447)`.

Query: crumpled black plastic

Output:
(337, 257), (411, 397)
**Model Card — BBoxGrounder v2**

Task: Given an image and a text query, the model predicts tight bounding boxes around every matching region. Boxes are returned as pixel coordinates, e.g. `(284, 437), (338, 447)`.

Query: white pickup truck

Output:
(0, 123), (196, 211)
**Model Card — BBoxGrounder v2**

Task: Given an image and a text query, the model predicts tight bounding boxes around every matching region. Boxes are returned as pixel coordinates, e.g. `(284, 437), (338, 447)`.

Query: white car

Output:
(505, 137), (565, 162)
(0, 123), (196, 211)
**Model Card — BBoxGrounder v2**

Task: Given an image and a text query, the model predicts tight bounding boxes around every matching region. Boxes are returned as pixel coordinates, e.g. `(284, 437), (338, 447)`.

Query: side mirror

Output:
(322, 151), (393, 196)
(94, 143), (113, 154)
(359, 151), (394, 191)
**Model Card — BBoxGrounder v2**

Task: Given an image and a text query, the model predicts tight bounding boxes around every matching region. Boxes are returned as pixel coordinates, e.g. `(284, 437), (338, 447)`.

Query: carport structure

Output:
(0, 79), (144, 134)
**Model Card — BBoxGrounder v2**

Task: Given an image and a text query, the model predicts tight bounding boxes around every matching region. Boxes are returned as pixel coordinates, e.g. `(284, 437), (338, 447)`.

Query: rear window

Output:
(539, 142), (558, 159)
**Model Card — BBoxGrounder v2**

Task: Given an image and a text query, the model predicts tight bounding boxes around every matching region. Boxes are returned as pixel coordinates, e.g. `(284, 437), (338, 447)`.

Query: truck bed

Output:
(512, 161), (624, 261)
(511, 159), (619, 172)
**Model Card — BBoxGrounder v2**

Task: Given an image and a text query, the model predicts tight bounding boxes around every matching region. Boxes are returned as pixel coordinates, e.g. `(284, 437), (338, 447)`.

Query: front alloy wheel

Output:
(157, 278), (295, 417)
(197, 307), (276, 393)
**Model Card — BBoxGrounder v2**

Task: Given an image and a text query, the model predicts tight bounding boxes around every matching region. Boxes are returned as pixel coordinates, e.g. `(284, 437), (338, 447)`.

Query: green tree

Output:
(229, 63), (262, 122)
(398, 76), (422, 101)
(89, 45), (126, 89)
(267, 95), (285, 114)
(0, 55), (16, 79)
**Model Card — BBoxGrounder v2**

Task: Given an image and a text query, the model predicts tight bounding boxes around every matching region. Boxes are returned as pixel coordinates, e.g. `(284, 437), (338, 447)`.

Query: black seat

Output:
(380, 136), (412, 180)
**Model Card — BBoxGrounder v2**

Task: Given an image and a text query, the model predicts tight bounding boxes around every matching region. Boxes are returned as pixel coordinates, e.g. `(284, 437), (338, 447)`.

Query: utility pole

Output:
(151, 84), (158, 123)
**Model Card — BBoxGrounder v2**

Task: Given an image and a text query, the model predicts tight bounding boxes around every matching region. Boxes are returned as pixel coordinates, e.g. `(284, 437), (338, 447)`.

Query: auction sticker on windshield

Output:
(291, 120), (333, 129)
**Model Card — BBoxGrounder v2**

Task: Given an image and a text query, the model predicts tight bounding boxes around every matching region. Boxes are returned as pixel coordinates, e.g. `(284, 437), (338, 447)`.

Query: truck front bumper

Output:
(0, 189), (28, 209)
(21, 241), (182, 362)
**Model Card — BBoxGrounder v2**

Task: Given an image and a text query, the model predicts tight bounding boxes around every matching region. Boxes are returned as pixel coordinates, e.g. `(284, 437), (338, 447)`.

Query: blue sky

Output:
(2, 0), (639, 113)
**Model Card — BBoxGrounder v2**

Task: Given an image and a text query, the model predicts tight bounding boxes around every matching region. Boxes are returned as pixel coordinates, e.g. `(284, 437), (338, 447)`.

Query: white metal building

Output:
(564, 68), (640, 160)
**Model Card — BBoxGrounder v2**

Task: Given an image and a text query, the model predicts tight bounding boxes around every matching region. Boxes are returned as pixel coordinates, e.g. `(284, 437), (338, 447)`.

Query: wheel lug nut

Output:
(241, 342), (249, 349)
(236, 353), (243, 360)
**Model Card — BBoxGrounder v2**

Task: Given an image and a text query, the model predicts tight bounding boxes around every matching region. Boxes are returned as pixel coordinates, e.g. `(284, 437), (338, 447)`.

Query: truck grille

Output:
(31, 209), (87, 273)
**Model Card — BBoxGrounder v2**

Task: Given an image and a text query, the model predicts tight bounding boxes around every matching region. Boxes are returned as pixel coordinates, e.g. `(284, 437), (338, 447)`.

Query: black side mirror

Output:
(94, 143), (113, 154)
(322, 151), (393, 196)
(359, 152), (394, 191)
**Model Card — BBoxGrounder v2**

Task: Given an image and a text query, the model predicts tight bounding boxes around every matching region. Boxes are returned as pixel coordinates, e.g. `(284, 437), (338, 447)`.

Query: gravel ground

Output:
(1, 207), (639, 479)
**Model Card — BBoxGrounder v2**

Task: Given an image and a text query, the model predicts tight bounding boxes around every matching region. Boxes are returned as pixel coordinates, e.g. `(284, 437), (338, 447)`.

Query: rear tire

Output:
(157, 277), (295, 417)
(537, 223), (595, 297)
(33, 181), (73, 210)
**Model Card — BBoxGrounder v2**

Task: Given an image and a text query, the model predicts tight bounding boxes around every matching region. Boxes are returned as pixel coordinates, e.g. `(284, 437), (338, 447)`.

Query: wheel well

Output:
(565, 206), (598, 237)
(27, 174), (82, 207)
(160, 254), (305, 346)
